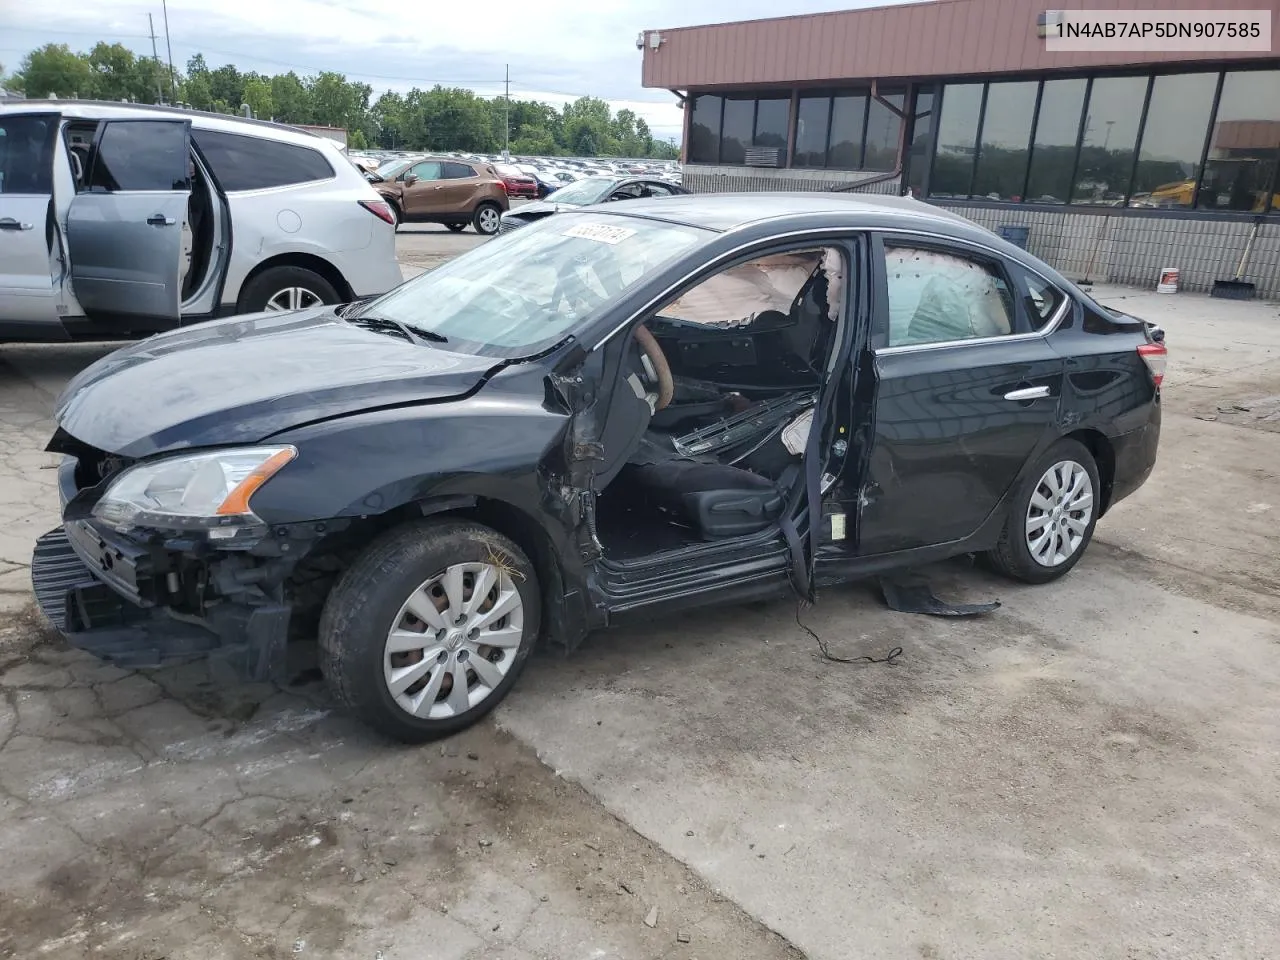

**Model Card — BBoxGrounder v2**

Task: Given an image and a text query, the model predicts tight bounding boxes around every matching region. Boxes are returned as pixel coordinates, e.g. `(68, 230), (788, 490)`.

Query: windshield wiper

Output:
(343, 311), (448, 345)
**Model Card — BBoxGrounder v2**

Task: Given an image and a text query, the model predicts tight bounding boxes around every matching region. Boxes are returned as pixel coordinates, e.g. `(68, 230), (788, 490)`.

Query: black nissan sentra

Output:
(33, 194), (1164, 741)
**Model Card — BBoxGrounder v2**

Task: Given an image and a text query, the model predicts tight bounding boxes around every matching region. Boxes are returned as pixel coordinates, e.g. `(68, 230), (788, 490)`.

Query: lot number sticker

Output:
(562, 223), (637, 245)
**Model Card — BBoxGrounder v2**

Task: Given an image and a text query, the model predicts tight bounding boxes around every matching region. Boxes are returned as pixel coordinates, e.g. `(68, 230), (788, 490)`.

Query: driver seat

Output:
(620, 437), (786, 539)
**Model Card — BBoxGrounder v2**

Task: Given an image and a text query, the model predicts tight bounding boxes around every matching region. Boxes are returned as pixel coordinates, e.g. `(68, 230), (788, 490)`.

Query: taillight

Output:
(1137, 342), (1167, 388)
(497, 180), (508, 196)
(359, 199), (396, 225)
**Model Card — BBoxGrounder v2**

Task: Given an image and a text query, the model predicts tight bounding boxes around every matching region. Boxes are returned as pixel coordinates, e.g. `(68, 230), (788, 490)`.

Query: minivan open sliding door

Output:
(67, 118), (190, 322)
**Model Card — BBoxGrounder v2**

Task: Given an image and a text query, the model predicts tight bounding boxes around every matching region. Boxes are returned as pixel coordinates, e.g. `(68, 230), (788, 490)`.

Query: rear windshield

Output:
(353, 213), (708, 359)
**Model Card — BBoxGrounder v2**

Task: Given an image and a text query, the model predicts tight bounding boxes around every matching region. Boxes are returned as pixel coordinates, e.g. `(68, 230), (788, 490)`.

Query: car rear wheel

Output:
(239, 265), (341, 314)
(472, 202), (502, 236)
(985, 438), (1100, 584)
(445, 223), (467, 233)
(319, 519), (540, 743)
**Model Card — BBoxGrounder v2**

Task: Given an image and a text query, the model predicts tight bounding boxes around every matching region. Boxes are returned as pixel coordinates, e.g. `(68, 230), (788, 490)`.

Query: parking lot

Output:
(2, 229), (1279, 959)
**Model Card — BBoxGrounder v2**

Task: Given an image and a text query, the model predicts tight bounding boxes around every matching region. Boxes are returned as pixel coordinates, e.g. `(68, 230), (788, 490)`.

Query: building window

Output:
(720, 97), (754, 164)
(1197, 70), (1280, 213)
(930, 83), (983, 197)
(904, 87), (937, 199)
(864, 88), (905, 171)
(1130, 72), (1218, 208)
(688, 95), (721, 164)
(753, 97), (789, 150)
(972, 80), (1037, 201)
(828, 93), (868, 169)
(1070, 75), (1148, 205)
(794, 96), (831, 168)
(1024, 78), (1087, 204)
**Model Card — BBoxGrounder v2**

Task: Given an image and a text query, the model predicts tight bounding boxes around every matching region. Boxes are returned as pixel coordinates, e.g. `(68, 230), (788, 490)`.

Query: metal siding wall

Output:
(681, 164), (901, 194)
(642, 0), (1280, 89)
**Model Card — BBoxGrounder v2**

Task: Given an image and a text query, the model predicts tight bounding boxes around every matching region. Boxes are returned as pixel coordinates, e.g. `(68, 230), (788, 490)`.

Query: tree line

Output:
(2, 43), (679, 160)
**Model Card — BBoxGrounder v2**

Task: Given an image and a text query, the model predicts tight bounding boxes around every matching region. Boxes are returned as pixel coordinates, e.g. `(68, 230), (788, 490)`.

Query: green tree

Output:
(348, 129), (368, 150)
(419, 86), (494, 152)
(307, 71), (369, 129)
(270, 72), (310, 122)
(10, 43), (94, 98)
(242, 74), (273, 119)
(207, 64), (245, 112)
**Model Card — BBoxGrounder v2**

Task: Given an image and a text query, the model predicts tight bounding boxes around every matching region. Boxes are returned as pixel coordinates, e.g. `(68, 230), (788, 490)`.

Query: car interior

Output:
(593, 247), (847, 561)
(63, 120), (216, 302)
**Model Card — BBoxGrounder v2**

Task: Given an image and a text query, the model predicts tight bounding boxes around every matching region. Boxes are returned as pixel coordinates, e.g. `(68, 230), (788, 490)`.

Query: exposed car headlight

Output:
(92, 445), (296, 544)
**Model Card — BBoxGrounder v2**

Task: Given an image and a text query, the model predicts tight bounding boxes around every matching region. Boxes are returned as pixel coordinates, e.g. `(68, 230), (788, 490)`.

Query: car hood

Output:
(55, 307), (500, 458)
(507, 199), (576, 218)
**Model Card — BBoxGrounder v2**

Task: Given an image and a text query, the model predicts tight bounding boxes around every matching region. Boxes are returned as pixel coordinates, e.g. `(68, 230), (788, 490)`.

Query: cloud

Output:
(1, 0), (891, 139)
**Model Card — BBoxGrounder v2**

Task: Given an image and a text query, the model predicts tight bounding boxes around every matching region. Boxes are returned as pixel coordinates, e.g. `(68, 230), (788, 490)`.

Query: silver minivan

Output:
(0, 101), (402, 342)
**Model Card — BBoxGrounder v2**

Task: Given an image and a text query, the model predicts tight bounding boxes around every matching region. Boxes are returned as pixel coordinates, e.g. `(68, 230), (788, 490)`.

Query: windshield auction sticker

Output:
(562, 223), (638, 245)
(1041, 9), (1271, 50)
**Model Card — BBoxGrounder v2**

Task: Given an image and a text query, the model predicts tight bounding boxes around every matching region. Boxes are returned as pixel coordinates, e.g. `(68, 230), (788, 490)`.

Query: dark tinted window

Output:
(931, 83), (983, 197)
(0, 114), (56, 195)
(972, 81), (1036, 200)
(794, 96), (831, 168)
(1197, 70), (1280, 213)
(720, 97), (753, 164)
(904, 88), (936, 198)
(1025, 78), (1086, 204)
(753, 98), (789, 149)
(689, 95), (722, 164)
(863, 89), (904, 171)
(1131, 72), (1217, 208)
(1070, 75), (1147, 205)
(645, 181), (676, 197)
(442, 161), (475, 179)
(89, 120), (188, 192)
(828, 94), (867, 169)
(191, 129), (333, 192)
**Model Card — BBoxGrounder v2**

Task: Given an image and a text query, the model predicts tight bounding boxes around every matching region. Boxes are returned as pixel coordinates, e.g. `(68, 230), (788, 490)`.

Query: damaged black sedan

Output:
(33, 194), (1164, 741)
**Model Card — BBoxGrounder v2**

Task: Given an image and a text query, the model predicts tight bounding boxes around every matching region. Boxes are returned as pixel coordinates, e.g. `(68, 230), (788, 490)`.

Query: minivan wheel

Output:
(985, 438), (1100, 584)
(472, 203), (501, 235)
(319, 519), (540, 743)
(239, 266), (340, 314)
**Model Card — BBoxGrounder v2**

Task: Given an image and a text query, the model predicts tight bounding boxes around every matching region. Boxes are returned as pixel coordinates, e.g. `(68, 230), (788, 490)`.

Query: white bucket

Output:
(1156, 267), (1180, 294)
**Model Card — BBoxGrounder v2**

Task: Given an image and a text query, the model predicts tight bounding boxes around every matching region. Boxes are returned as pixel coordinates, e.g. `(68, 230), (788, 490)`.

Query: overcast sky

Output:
(0, 0), (887, 140)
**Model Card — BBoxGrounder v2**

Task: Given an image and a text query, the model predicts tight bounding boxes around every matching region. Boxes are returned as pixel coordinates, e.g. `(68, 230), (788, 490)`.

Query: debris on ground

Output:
(643, 905), (659, 927)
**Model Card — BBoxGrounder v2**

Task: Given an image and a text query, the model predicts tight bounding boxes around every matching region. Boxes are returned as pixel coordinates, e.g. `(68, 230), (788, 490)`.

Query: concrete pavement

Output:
(1, 273), (1278, 959)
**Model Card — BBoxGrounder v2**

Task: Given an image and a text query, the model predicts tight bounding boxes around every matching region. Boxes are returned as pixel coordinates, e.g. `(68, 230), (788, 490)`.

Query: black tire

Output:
(445, 222), (467, 233)
(238, 265), (341, 314)
(318, 519), (541, 743)
(985, 438), (1100, 584)
(472, 202), (502, 235)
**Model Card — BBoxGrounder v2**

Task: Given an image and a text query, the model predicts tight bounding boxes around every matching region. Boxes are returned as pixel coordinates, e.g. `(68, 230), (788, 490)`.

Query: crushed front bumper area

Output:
(31, 526), (291, 681)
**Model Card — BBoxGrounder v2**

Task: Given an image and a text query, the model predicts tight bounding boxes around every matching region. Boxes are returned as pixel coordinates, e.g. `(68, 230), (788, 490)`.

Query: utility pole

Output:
(162, 0), (177, 103)
(504, 64), (510, 159)
(147, 14), (164, 103)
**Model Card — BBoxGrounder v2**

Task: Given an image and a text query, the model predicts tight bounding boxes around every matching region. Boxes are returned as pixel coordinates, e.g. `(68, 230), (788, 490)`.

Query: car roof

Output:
(591, 191), (973, 234)
(0, 99), (328, 149)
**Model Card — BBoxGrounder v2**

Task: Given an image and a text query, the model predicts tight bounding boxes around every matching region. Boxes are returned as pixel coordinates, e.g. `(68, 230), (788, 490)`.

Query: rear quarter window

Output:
(191, 129), (334, 191)
(442, 161), (475, 179)
(1020, 270), (1068, 330)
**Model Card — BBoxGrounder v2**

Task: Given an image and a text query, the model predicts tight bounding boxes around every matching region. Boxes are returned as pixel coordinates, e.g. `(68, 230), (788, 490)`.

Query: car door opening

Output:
(592, 247), (849, 563)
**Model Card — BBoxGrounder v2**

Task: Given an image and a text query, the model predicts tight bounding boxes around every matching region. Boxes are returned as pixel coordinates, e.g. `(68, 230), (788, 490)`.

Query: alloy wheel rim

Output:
(478, 208), (499, 232)
(265, 286), (324, 312)
(382, 561), (524, 719)
(1025, 460), (1094, 567)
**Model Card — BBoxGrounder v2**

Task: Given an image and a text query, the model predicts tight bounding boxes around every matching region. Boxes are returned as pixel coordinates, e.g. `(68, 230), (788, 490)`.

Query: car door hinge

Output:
(571, 441), (605, 462)
(577, 489), (602, 561)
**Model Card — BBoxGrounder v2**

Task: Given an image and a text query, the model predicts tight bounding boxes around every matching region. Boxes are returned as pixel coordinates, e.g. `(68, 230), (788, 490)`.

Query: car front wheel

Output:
(318, 519), (540, 742)
(985, 438), (1100, 584)
(472, 202), (502, 235)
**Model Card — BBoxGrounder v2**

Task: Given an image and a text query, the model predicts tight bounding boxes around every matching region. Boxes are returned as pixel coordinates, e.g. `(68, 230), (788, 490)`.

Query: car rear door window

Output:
(442, 161), (475, 179)
(190, 129), (333, 191)
(883, 245), (1014, 346)
(88, 120), (189, 192)
(0, 115), (57, 194)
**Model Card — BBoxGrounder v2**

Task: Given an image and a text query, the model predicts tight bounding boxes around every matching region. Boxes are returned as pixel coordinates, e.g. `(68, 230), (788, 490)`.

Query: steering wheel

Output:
(632, 324), (674, 412)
